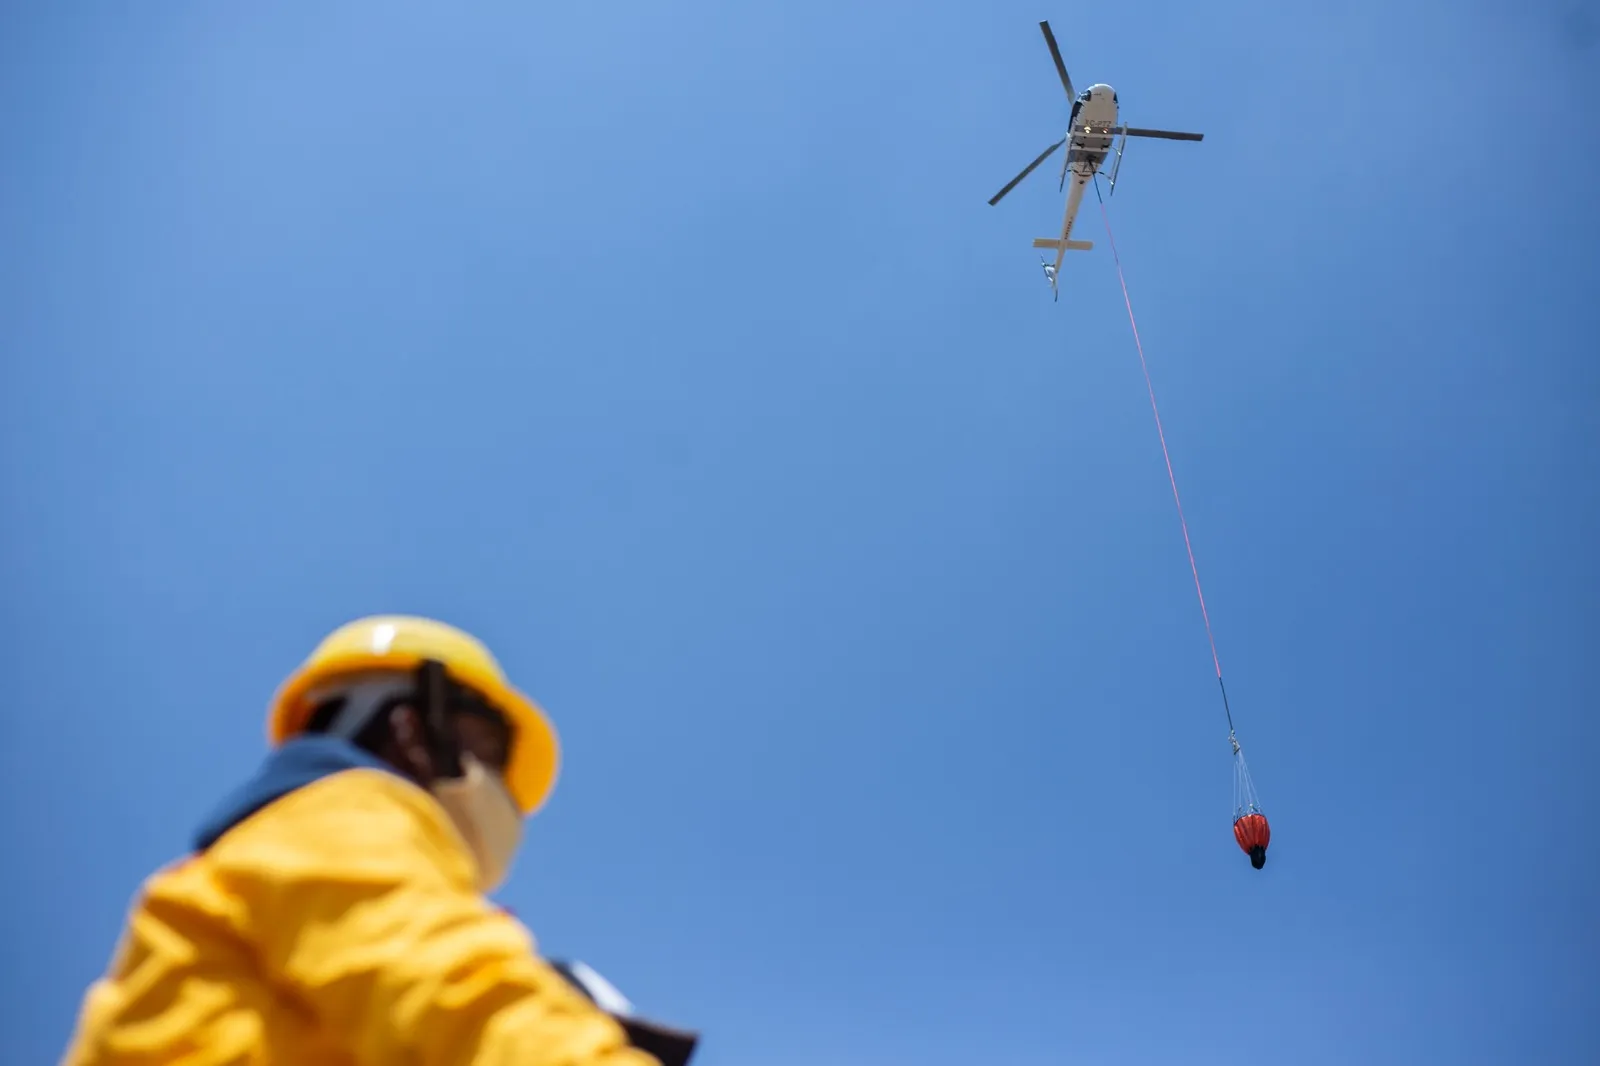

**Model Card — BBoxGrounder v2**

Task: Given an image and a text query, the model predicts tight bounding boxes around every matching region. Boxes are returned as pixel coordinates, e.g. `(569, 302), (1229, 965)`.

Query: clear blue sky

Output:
(4, 3), (1596, 1063)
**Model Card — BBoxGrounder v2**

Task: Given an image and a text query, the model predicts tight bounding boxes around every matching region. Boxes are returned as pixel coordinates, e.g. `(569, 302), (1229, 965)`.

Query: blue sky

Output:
(3, 2), (1596, 1063)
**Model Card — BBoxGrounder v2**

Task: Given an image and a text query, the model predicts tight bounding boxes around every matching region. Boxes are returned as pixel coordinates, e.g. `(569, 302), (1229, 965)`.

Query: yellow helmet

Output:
(268, 615), (561, 816)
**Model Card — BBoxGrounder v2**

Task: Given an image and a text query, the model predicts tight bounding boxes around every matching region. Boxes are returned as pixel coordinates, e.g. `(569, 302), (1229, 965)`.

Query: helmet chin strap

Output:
(413, 658), (464, 781)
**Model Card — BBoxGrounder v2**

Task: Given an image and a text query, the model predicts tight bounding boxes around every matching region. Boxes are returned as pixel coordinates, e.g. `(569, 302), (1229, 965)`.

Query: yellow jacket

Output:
(62, 737), (663, 1066)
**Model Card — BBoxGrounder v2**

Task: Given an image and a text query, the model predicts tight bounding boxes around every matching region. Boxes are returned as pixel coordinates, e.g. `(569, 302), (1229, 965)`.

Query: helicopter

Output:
(988, 20), (1204, 300)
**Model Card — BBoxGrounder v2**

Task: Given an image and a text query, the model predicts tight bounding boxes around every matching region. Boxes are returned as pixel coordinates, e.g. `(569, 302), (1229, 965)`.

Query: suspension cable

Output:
(1093, 175), (1236, 741)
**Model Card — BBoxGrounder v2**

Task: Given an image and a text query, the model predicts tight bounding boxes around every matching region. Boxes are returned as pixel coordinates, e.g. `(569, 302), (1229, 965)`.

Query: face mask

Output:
(431, 755), (524, 894)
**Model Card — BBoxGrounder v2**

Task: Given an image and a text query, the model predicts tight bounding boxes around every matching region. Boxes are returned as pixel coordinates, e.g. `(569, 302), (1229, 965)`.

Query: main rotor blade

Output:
(1119, 126), (1204, 141)
(1038, 21), (1075, 100)
(988, 137), (1065, 206)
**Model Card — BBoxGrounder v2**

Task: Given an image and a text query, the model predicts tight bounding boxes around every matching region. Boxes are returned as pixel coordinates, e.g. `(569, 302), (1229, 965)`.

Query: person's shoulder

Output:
(192, 735), (398, 851)
(193, 737), (475, 888)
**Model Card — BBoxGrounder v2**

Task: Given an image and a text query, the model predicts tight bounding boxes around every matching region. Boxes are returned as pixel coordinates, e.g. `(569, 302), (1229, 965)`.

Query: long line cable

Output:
(1093, 175), (1236, 740)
